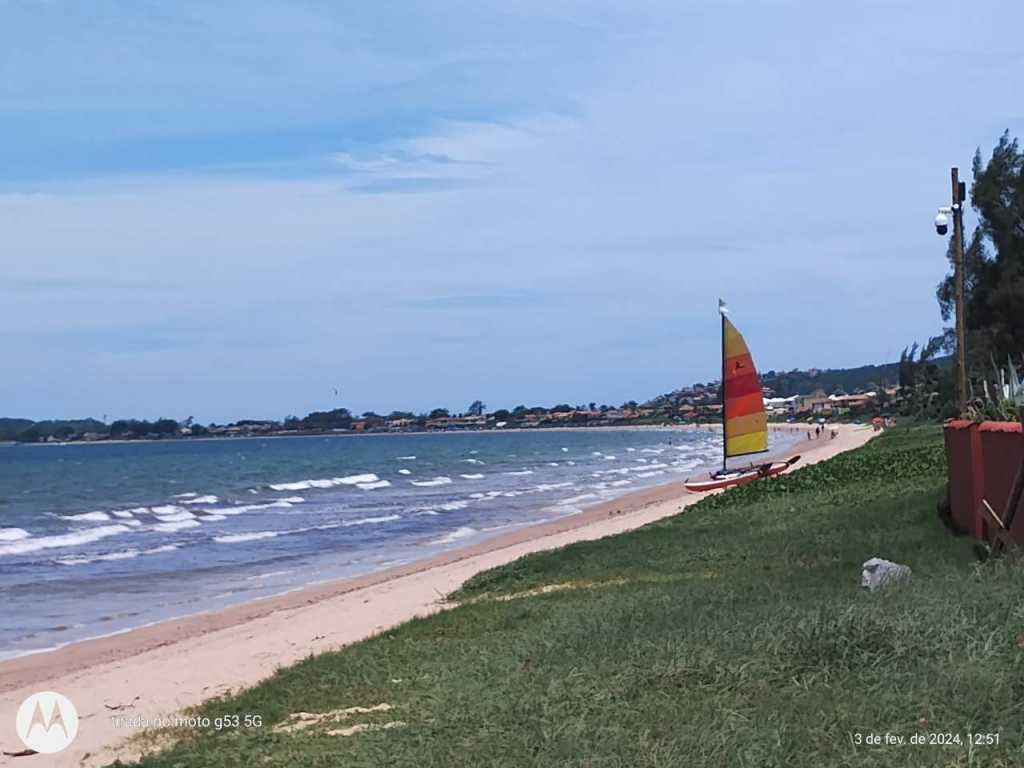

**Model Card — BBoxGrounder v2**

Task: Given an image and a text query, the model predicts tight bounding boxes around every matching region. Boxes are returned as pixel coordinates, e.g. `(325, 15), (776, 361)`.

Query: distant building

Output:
(793, 389), (830, 414)
(828, 392), (877, 412)
(763, 396), (798, 414)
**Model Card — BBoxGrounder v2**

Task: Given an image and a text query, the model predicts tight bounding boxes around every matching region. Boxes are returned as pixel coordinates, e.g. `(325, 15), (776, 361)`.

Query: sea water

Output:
(0, 427), (798, 657)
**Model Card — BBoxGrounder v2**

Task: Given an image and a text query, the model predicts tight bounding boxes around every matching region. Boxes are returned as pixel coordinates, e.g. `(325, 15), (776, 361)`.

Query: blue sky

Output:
(1, 0), (1022, 422)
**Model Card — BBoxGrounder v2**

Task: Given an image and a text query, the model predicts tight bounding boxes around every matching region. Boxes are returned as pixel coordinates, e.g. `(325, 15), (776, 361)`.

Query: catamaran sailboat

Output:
(684, 300), (800, 492)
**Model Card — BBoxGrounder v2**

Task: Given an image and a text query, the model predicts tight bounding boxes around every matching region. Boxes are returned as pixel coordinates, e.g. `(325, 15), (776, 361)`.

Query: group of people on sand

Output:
(808, 424), (838, 441)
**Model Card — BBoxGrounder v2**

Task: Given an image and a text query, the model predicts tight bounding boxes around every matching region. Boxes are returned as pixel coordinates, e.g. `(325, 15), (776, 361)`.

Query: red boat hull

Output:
(683, 455), (801, 493)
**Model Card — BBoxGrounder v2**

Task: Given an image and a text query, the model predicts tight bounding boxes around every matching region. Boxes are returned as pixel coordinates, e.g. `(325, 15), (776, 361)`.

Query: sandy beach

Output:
(0, 424), (875, 766)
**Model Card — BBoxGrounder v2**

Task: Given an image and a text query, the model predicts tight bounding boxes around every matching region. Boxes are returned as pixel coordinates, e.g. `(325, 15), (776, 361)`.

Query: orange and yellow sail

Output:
(721, 308), (768, 458)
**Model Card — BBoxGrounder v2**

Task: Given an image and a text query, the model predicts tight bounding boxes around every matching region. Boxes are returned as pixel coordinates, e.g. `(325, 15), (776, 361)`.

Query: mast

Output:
(720, 298), (727, 473)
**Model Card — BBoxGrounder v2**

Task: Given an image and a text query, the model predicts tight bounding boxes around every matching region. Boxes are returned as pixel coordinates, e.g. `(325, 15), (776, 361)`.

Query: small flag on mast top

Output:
(718, 298), (729, 316)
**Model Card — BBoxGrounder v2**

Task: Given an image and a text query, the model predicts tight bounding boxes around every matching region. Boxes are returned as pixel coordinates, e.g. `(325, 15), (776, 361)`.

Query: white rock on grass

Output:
(860, 557), (911, 592)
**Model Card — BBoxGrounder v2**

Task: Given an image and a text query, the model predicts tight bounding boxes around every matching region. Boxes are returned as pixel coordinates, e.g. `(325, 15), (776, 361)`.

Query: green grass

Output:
(120, 424), (1024, 767)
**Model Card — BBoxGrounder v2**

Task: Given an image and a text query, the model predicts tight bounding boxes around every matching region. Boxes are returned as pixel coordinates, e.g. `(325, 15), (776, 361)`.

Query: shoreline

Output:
(0, 424), (872, 766)
(0, 424), (806, 667)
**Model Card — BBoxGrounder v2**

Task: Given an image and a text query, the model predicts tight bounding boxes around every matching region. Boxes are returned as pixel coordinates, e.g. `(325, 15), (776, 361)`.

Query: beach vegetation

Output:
(121, 425), (1024, 767)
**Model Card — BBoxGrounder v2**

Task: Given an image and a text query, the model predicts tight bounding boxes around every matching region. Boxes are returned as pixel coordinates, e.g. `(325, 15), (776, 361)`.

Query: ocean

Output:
(0, 427), (798, 658)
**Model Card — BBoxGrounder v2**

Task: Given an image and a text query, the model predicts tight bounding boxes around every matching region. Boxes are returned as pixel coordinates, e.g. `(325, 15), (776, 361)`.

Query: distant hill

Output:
(0, 418), (107, 441)
(761, 356), (952, 397)
(760, 363), (899, 397)
(0, 418), (34, 440)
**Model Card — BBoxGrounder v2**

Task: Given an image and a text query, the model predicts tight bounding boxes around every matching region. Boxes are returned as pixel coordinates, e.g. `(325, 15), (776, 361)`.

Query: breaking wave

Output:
(0, 528), (30, 542)
(429, 526), (478, 545)
(0, 525), (132, 557)
(411, 477), (452, 487)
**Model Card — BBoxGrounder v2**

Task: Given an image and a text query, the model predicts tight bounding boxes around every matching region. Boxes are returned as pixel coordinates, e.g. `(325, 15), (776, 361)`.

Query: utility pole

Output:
(951, 167), (968, 415)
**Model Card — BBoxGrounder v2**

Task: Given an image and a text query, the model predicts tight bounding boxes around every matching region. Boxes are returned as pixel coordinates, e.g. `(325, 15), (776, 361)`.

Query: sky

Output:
(1, 0), (1022, 423)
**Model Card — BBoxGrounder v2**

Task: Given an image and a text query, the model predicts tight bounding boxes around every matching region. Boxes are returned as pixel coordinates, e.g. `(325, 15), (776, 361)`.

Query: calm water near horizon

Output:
(0, 427), (799, 658)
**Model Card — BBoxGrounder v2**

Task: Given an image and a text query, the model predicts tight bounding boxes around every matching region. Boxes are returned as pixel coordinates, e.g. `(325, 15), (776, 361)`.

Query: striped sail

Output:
(723, 316), (768, 457)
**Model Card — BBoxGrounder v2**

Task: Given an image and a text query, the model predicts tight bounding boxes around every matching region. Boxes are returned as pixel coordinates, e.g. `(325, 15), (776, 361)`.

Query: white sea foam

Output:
(626, 447), (636, 452)
(534, 482), (575, 492)
(111, 510), (137, 519)
(415, 510), (440, 516)
(0, 528), (30, 542)
(209, 500), (296, 516)
(269, 473), (378, 491)
(411, 477), (452, 487)
(504, 470), (533, 476)
(357, 480), (392, 490)
(641, 448), (664, 454)
(215, 531), (279, 544)
(438, 500), (469, 511)
(337, 473), (380, 485)
(635, 470), (665, 478)
(561, 447), (569, 452)
(398, 469), (412, 475)
(151, 505), (185, 516)
(268, 480), (318, 491)
(604, 455), (617, 460)
(153, 520), (201, 533)
(145, 544), (179, 555)
(57, 549), (140, 566)
(462, 458), (484, 465)
(429, 526), (478, 545)
(201, 514), (228, 521)
(173, 492), (198, 498)
(547, 462), (560, 467)
(181, 495), (218, 505)
(396, 456), (417, 460)
(343, 514), (401, 527)
(567, 460), (576, 466)
(592, 451), (603, 456)
(609, 479), (632, 487)
(153, 509), (196, 523)
(61, 511), (112, 522)
(0, 525), (132, 557)
(460, 473), (485, 480)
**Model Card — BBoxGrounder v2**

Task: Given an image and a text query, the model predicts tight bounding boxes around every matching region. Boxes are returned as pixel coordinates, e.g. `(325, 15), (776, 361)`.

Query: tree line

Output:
(902, 130), (1024, 418)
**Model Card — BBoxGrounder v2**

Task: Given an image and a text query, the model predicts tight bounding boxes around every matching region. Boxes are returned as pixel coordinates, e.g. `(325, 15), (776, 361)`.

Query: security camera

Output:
(934, 212), (949, 236)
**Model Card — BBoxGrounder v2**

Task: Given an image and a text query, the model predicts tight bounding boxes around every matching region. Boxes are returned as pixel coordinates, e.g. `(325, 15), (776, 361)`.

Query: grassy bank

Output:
(122, 425), (1024, 767)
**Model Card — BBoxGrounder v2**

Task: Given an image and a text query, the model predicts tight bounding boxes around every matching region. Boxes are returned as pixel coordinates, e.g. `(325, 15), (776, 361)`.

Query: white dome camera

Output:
(934, 211), (949, 236)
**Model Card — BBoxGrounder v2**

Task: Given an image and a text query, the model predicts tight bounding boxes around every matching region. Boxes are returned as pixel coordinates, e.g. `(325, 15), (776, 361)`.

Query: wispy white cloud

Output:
(1, 0), (1022, 421)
